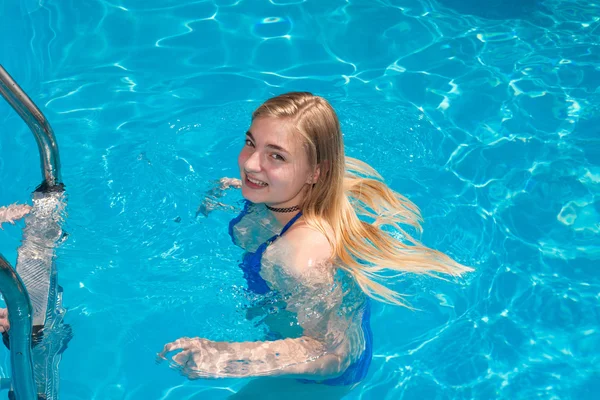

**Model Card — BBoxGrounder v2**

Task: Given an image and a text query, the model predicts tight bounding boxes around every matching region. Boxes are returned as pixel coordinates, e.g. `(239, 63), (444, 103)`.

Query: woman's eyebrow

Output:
(246, 131), (290, 154)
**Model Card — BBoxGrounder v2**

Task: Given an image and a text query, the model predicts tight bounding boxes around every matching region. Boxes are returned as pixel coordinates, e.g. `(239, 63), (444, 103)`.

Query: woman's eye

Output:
(245, 139), (254, 147)
(271, 153), (285, 161)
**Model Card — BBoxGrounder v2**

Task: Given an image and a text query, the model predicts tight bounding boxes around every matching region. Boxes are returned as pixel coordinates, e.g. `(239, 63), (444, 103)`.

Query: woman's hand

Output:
(0, 308), (9, 333)
(158, 337), (211, 379)
(0, 203), (32, 229)
(218, 177), (242, 190)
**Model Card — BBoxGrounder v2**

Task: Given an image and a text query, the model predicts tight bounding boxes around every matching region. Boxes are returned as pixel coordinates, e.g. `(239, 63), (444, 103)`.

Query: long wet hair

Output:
(252, 92), (472, 306)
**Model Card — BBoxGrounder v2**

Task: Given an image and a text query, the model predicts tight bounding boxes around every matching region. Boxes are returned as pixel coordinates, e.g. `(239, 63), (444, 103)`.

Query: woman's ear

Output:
(307, 165), (320, 184)
(307, 160), (329, 184)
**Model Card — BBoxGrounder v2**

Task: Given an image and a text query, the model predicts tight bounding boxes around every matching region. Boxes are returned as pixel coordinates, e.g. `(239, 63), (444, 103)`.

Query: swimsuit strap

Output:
(278, 210), (303, 236)
(229, 201), (302, 246)
(228, 200), (251, 245)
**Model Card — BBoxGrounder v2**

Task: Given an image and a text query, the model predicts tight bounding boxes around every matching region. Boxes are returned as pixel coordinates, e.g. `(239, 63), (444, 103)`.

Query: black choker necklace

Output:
(266, 204), (301, 213)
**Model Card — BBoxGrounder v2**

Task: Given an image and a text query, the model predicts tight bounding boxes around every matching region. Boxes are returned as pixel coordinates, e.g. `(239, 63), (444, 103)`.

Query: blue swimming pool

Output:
(1, 0), (598, 398)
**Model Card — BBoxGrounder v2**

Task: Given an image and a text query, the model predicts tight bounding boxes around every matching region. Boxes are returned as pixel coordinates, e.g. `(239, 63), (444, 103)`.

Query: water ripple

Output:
(1, 0), (598, 398)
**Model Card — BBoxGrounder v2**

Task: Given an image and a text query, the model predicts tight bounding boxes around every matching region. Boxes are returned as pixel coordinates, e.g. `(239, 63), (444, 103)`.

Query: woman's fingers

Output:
(158, 337), (212, 379)
(219, 177), (242, 190)
(158, 338), (185, 360)
(0, 308), (9, 333)
(172, 349), (193, 367)
(157, 337), (200, 361)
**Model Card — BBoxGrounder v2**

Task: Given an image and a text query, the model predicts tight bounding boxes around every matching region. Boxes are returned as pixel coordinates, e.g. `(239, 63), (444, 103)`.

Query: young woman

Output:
(159, 92), (471, 396)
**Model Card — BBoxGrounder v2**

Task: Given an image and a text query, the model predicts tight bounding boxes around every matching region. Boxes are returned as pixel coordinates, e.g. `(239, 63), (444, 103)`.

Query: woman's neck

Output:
(266, 186), (307, 226)
(266, 206), (301, 226)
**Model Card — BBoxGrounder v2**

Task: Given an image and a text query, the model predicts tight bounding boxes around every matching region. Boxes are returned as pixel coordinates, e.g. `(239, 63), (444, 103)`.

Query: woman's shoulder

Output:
(268, 221), (334, 283)
(285, 222), (332, 256)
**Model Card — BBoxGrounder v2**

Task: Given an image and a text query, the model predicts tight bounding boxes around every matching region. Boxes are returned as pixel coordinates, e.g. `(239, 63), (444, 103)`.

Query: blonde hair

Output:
(253, 92), (472, 306)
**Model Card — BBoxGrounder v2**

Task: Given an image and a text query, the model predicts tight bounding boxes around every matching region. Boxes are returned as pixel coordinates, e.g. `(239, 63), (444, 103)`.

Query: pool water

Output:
(1, 0), (598, 398)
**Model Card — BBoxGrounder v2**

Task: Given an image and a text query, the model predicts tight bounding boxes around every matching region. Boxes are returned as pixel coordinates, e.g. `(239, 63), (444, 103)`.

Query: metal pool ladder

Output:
(0, 65), (70, 400)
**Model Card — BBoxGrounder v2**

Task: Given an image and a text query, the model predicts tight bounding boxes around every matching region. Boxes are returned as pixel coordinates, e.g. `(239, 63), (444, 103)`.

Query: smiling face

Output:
(238, 116), (317, 208)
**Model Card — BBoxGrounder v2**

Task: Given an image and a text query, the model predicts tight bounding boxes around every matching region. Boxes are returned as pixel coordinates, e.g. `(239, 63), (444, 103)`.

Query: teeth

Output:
(248, 177), (267, 186)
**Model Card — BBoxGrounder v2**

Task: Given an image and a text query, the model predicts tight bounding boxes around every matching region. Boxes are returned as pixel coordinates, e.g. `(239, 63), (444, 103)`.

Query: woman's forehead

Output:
(248, 117), (302, 151)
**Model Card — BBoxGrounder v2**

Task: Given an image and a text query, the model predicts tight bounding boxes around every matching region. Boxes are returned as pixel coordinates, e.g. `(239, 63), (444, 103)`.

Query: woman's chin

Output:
(241, 187), (265, 203)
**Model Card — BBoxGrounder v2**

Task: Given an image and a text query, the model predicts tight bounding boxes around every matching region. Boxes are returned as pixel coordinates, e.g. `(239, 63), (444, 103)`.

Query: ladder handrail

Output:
(0, 65), (61, 188)
(0, 64), (68, 399)
(0, 255), (37, 400)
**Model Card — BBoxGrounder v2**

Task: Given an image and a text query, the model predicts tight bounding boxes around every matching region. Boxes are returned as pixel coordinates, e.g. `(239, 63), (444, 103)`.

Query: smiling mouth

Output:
(245, 175), (268, 187)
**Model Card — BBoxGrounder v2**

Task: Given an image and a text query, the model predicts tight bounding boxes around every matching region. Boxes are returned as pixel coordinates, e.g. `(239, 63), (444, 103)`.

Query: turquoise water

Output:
(1, 0), (599, 398)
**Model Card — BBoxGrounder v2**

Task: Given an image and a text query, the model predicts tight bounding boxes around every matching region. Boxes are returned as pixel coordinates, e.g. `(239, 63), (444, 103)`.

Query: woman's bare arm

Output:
(197, 178), (242, 217)
(159, 226), (361, 380)
(158, 334), (349, 380)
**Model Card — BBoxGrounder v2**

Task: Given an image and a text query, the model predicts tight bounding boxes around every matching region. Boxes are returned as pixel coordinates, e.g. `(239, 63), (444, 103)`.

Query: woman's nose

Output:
(244, 150), (261, 172)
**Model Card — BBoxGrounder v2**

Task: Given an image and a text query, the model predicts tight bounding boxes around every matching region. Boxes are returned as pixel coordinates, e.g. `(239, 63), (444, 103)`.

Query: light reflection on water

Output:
(0, 0), (598, 398)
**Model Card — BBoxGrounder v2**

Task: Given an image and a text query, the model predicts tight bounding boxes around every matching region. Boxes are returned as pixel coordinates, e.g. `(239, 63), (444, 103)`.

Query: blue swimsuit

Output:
(228, 200), (372, 386)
